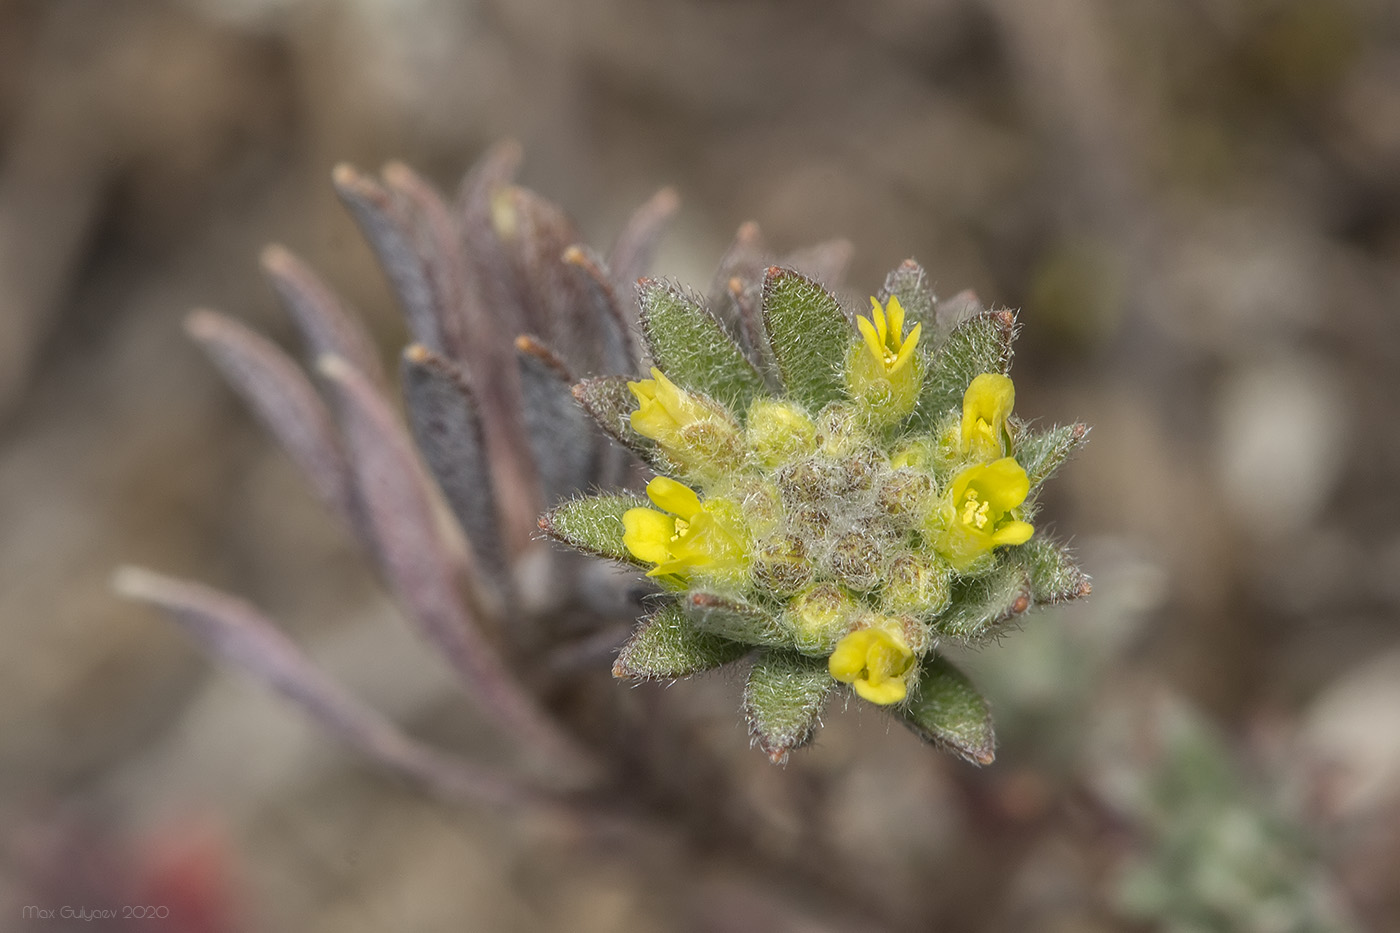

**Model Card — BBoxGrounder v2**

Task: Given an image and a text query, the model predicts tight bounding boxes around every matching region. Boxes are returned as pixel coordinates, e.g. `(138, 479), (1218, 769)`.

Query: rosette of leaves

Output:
(543, 262), (1090, 764)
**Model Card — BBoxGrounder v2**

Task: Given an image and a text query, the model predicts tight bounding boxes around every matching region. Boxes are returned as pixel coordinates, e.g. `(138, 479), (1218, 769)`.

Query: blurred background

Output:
(2, 0), (1399, 929)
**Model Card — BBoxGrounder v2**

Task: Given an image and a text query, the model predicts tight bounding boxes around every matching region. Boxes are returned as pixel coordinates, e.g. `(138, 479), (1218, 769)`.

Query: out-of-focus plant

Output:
(1092, 695), (1358, 933)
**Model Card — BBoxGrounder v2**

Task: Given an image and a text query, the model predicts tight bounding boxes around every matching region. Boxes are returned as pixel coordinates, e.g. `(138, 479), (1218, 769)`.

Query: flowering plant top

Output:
(542, 262), (1090, 764)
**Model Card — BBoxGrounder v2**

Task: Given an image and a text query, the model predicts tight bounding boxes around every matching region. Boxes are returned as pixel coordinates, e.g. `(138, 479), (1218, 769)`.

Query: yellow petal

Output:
(645, 476), (703, 518)
(621, 508), (675, 564)
(991, 519), (1035, 547)
(961, 373), (1015, 456)
(885, 295), (905, 342)
(853, 677), (908, 705)
(857, 314), (884, 364)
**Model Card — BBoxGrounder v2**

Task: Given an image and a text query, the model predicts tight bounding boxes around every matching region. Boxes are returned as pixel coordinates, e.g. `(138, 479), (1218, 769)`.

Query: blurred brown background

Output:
(2, 0), (1399, 930)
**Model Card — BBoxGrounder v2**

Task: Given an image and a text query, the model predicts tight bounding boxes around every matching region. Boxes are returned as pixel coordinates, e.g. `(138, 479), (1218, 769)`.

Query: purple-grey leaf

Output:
(112, 567), (552, 808)
(316, 354), (598, 782)
(561, 244), (637, 375)
(781, 238), (854, 291)
(260, 243), (386, 386)
(515, 336), (599, 504)
(184, 310), (357, 531)
(607, 186), (679, 320)
(332, 163), (451, 355)
(400, 344), (507, 585)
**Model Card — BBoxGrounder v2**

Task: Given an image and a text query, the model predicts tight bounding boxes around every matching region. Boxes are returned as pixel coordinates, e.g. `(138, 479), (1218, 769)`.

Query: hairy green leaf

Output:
(639, 279), (766, 417)
(1010, 537), (1091, 604)
(614, 603), (748, 679)
(933, 558), (1033, 642)
(911, 310), (1015, 431)
(685, 591), (788, 647)
(539, 494), (648, 563)
(899, 656), (995, 765)
(743, 650), (834, 764)
(879, 259), (935, 333)
(1017, 422), (1089, 489)
(761, 267), (851, 410)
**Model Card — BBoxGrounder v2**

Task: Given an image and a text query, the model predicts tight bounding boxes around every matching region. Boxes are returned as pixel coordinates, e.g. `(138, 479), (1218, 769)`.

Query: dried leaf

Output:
(400, 344), (505, 580)
(112, 567), (546, 807)
(332, 163), (453, 355)
(515, 336), (600, 503)
(608, 186), (680, 320)
(561, 244), (638, 375)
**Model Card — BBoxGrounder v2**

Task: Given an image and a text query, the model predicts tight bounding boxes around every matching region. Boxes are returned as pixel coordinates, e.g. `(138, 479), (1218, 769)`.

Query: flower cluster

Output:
(543, 262), (1090, 763)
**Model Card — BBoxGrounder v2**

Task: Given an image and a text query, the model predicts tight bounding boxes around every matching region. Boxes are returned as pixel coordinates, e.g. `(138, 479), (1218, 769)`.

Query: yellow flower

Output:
(846, 296), (923, 422)
(628, 368), (740, 478)
(936, 457), (1035, 571)
(960, 373), (1015, 461)
(828, 625), (915, 705)
(622, 477), (750, 581)
(629, 368), (707, 440)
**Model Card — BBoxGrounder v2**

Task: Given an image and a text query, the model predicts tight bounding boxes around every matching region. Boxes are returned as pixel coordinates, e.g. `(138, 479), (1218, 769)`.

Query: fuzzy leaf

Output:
(1010, 537), (1091, 604)
(261, 244), (387, 387)
(515, 336), (598, 503)
(613, 603), (748, 680)
(1017, 422), (1089, 489)
(540, 494), (648, 563)
(761, 267), (851, 410)
(609, 187), (680, 315)
(933, 558), (1033, 642)
(401, 345), (503, 575)
(319, 355), (595, 776)
(933, 288), (986, 335)
(911, 309), (1015, 430)
(899, 656), (995, 765)
(639, 279), (766, 416)
(185, 310), (357, 531)
(572, 375), (662, 467)
(879, 259), (935, 333)
(561, 245), (637, 375)
(743, 650), (834, 764)
(685, 591), (788, 647)
(112, 567), (548, 805)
